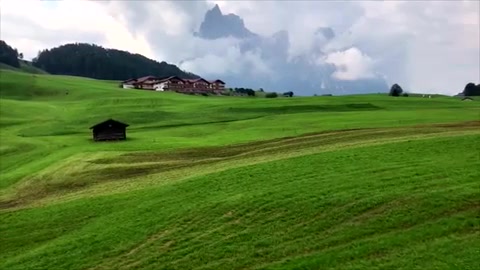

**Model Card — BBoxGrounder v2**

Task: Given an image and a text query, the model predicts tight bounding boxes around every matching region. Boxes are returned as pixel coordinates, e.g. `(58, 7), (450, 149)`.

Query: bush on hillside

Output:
(283, 91), (294, 97)
(389, 84), (403, 97)
(463, 82), (480, 96)
(265, 92), (278, 98)
(233, 87), (255, 96)
(0, 40), (20, 68)
(402, 93), (409, 97)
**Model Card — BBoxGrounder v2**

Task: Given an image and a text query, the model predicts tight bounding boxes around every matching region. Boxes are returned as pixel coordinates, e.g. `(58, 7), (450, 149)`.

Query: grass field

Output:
(1, 69), (479, 269)
(0, 61), (49, 75)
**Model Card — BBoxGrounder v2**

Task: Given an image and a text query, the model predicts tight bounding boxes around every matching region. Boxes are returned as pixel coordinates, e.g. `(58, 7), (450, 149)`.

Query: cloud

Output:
(0, 0), (478, 95)
(0, 0), (154, 60)
(211, 1), (365, 59)
(325, 47), (376, 81)
(179, 44), (272, 78)
(320, 0), (480, 92)
(101, 0), (211, 38)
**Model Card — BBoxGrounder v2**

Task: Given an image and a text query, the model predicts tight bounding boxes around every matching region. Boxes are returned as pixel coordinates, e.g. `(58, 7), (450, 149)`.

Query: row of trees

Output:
(390, 82), (480, 97)
(265, 91), (294, 98)
(231, 87), (256, 96)
(230, 88), (294, 98)
(32, 43), (198, 80)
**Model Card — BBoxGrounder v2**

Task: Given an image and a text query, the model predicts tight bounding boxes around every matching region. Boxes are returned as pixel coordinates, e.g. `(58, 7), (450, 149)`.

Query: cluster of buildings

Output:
(121, 76), (226, 94)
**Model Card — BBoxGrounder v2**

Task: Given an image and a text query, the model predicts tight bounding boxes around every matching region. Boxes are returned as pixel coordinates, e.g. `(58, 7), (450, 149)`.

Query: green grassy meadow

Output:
(1, 69), (479, 269)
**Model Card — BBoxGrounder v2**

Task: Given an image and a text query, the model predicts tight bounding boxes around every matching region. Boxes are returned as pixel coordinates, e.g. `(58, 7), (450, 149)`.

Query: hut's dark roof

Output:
(90, 119), (129, 129)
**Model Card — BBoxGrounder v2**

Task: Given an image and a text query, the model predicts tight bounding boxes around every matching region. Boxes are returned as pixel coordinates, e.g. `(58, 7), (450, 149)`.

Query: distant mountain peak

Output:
(211, 4), (221, 15)
(197, 4), (257, 40)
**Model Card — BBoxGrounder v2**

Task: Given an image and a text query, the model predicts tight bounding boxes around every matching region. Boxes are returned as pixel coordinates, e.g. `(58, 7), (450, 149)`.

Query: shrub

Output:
(402, 93), (409, 97)
(283, 91), (294, 97)
(265, 92), (278, 98)
(246, 89), (255, 96)
(389, 84), (403, 96)
(463, 82), (480, 96)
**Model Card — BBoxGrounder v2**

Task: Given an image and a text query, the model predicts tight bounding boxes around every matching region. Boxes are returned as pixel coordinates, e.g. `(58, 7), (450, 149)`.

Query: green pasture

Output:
(0, 69), (479, 269)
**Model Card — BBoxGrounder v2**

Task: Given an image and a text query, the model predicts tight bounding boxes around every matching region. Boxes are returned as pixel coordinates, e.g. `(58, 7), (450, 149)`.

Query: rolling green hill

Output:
(1, 70), (479, 269)
(0, 61), (48, 75)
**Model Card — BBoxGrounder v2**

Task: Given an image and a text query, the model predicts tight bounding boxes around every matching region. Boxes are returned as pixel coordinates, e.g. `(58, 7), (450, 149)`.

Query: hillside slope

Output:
(0, 70), (479, 269)
(32, 43), (199, 80)
(0, 61), (49, 75)
(18, 61), (49, 74)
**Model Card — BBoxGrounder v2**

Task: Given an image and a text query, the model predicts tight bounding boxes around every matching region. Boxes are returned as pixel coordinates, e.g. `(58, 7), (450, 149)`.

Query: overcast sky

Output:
(1, 0), (479, 95)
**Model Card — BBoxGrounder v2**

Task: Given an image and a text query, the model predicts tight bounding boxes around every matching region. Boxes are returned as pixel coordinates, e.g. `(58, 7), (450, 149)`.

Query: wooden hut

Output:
(90, 119), (129, 141)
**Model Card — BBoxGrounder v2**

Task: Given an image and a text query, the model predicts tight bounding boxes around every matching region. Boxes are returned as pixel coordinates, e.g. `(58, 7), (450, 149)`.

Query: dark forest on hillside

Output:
(0, 40), (21, 68)
(32, 43), (199, 80)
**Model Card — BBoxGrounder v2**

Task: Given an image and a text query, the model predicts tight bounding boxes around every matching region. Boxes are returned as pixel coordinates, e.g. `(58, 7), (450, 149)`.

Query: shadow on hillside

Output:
(136, 116), (266, 130)
(134, 104), (382, 131)
(85, 136), (139, 143)
(226, 103), (383, 114)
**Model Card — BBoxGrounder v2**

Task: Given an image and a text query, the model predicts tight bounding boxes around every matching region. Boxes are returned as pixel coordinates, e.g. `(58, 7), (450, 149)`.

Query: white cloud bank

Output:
(179, 46), (272, 76)
(325, 47), (376, 81)
(0, 0), (478, 95)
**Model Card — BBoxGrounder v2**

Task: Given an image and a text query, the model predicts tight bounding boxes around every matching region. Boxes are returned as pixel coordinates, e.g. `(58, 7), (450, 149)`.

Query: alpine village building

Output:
(121, 76), (226, 94)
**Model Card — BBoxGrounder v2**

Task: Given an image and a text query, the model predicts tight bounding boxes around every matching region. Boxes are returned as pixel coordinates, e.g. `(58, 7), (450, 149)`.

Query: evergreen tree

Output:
(463, 82), (480, 96)
(0, 40), (20, 68)
(389, 84), (403, 97)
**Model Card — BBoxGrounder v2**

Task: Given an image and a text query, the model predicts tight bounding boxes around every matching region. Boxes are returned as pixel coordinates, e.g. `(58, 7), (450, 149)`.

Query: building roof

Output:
(90, 118), (130, 129)
(166, 76), (185, 82)
(209, 79), (225, 84)
(184, 78), (210, 84)
(122, 78), (137, 84)
(124, 75), (225, 86)
(139, 76), (186, 85)
(135, 75), (159, 83)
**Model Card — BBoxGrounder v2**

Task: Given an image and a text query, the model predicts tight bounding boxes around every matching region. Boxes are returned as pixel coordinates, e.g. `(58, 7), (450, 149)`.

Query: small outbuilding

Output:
(89, 119), (129, 141)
